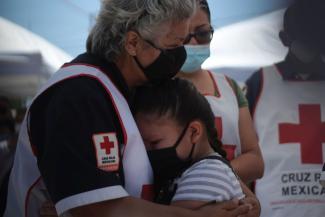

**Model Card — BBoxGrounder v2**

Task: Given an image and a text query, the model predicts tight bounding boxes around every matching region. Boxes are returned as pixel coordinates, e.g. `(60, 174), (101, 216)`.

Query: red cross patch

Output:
(93, 132), (120, 171)
(279, 104), (325, 164)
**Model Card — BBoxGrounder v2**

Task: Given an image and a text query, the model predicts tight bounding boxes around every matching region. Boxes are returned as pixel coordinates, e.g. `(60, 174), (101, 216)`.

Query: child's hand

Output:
(238, 196), (261, 217)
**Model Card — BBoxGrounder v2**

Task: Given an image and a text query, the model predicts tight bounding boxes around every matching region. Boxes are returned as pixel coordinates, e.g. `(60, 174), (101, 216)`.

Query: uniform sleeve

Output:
(171, 159), (245, 203)
(29, 77), (128, 215)
(245, 69), (263, 115)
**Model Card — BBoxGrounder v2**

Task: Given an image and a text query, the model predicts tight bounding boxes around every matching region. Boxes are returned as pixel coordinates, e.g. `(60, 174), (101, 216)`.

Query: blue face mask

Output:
(180, 44), (210, 73)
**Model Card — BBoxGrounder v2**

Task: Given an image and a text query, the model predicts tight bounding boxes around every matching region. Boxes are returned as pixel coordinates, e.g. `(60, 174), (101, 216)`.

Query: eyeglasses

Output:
(183, 27), (214, 45)
(144, 39), (165, 52)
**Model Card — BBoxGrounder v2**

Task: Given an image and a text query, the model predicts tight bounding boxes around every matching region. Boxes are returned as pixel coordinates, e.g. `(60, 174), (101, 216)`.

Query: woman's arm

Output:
(69, 196), (250, 217)
(225, 77), (264, 183)
(170, 180), (259, 217)
(39, 196), (250, 217)
(231, 107), (264, 183)
(239, 180), (261, 217)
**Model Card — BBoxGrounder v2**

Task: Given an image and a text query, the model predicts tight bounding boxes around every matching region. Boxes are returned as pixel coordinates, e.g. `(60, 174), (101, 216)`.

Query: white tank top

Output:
(253, 65), (325, 217)
(205, 72), (241, 160)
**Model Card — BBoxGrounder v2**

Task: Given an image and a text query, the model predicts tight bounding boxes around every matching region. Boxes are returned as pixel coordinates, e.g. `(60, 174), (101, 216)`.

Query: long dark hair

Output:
(133, 78), (226, 158)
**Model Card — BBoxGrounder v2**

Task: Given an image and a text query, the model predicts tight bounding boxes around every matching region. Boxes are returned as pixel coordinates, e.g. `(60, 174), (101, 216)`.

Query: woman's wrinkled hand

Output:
(238, 196), (261, 217)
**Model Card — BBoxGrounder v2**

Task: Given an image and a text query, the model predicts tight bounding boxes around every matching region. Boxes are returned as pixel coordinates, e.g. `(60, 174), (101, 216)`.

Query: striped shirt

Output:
(172, 153), (245, 202)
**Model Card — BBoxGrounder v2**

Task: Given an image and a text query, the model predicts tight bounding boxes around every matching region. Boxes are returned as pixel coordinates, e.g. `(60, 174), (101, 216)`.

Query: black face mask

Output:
(286, 51), (325, 80)
(134, 40), (187, 83)
(147, 125), (195, 185)
(286, 40), (325, 79)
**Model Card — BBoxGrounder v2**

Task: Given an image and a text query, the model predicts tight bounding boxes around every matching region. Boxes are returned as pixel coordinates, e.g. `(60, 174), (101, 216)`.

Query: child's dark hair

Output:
(133, 78), (226, 158)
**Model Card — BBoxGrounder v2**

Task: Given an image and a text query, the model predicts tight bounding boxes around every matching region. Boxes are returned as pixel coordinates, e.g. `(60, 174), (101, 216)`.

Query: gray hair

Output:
(86, 0), (196, 61)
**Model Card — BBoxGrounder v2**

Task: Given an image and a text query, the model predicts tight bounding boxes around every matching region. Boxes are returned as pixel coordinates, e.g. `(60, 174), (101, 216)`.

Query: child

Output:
(133, 78), (248, 209)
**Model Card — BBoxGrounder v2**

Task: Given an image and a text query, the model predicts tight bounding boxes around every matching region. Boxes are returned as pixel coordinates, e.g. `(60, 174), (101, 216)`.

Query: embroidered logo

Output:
(93, 132), (119, 171)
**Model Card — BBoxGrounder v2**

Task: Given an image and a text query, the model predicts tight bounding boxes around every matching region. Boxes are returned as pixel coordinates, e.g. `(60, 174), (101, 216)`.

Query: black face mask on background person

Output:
(286, 44), (325, 80)
(280, 31), (325, 80)
(147, 124), (196, 186)
(134, 40), (187, 83)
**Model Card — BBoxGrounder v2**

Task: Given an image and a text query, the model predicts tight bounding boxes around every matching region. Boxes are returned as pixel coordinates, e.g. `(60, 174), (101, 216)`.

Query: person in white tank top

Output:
(176, 0), (264, 184)
(246, 0), (325, 217)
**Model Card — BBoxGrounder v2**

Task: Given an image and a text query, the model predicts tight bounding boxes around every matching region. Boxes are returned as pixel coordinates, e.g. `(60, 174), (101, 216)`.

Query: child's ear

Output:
(125, 31), (140, 56)
(189, 120), (203, 144)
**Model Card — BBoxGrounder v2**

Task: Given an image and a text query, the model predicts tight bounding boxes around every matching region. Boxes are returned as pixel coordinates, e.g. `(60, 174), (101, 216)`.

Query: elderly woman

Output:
(3, 1), (252, 217)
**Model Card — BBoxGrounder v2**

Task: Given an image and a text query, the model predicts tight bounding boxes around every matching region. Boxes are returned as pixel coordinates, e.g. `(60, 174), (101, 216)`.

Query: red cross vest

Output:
(4, 64), (153, 217)
(205, 72), (241, 160)
(253, 65), (325, 217)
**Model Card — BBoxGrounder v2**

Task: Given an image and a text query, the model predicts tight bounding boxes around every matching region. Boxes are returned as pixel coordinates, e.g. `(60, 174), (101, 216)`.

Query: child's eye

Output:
(147, 139), (163, 150)
(150, 140), (161, 146)
(144, 138), (163, 150)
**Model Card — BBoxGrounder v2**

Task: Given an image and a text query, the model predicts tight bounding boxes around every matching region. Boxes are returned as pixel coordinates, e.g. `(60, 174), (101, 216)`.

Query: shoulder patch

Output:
(92, 132), (120, 172)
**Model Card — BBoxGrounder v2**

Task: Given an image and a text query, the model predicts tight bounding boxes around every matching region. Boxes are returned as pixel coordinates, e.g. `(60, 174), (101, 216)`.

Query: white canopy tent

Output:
(0, 17), (72, 100)
(0, 9), (290, 97)
(203, 9), (289, 82)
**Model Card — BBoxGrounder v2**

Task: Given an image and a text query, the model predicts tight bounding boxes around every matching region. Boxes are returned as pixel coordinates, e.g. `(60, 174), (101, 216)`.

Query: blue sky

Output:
(1, 0), (99, 56)
(0, 0), (293, 57)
